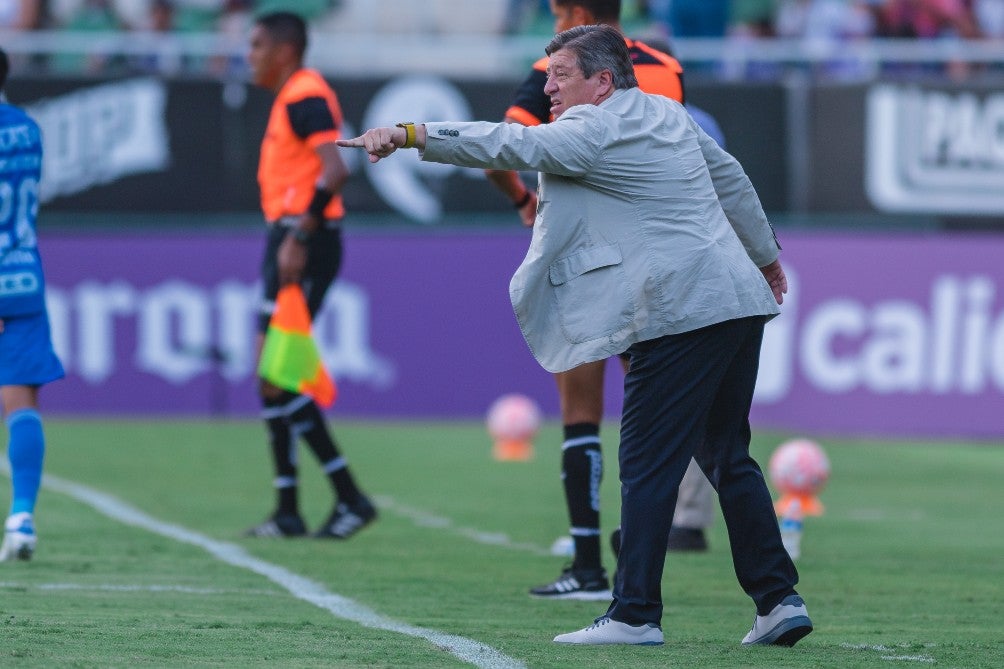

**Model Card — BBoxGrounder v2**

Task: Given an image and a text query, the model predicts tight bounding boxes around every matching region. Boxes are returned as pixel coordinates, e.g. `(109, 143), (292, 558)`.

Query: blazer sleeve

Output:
(694, 119), (780, 268)
(421, 111), (603, 177)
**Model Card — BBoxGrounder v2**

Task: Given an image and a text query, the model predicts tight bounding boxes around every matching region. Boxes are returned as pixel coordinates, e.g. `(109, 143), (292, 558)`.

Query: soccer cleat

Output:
(529, 565), (612, 601)
(741, 594), (813, 646)
(0, 512), (37, 561)
(313, 496), (377, 539)
(553, 616), (664, 645)
(243, 512), (307, 538)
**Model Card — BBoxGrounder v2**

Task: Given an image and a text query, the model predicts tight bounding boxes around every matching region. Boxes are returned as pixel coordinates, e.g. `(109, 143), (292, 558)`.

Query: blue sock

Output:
(6, 409), (45, 516)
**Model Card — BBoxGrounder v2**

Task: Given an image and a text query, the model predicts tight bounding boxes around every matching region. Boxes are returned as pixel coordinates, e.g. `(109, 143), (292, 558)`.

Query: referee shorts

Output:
(258, 222), (343, 334)
(0, 310), (65, 387)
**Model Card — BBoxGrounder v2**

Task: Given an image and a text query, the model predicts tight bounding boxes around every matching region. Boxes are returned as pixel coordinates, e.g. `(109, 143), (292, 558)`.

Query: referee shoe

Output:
(314, 496), (377, 539)
(529, 565), (611, 601)
(243, 512), (307, 538)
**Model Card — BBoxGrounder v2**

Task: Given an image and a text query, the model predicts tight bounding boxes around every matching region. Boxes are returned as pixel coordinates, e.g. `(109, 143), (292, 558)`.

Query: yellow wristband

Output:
(396, 122), (416, 149)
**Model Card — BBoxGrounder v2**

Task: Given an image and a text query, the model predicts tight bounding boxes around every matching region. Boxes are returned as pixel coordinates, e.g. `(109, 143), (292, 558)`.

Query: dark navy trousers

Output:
(607, 316), (799, 627)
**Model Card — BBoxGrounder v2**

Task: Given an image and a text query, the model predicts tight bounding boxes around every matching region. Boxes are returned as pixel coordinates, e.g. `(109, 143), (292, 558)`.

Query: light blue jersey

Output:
(0, 102), (45, 318)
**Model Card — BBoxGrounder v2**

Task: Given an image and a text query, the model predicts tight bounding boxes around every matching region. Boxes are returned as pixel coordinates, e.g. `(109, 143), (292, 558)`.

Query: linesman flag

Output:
(257, 285), (337, 408)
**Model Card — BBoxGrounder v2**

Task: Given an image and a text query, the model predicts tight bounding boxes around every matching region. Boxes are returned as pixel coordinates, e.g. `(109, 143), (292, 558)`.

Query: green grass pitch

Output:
(1, 419), (1002, 668)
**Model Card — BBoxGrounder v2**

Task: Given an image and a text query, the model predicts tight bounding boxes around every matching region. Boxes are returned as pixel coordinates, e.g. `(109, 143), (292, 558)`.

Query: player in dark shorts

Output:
(245, 11), (376, 540)
(258, 223), (342, 334)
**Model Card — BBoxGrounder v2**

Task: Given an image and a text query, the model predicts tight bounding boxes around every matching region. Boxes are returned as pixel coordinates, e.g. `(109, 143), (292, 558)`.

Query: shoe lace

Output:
(586, 616), (611, 631)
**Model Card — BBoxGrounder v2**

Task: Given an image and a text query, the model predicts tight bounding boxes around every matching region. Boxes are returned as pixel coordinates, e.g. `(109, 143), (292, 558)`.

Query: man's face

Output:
(543, 48), (605, 119)
(247, 24), (282, 89)
(549, 0), (581, 32)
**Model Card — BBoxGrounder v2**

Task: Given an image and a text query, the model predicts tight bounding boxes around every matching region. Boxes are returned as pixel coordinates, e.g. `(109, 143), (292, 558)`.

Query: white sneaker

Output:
(0, 512), (37, 562)
(554, 616), (664, 645)
(741, 594), (813, 646)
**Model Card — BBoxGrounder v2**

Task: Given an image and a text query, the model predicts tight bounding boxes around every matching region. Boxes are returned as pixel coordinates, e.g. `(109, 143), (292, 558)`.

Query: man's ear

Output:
(597, 69), (613, 95)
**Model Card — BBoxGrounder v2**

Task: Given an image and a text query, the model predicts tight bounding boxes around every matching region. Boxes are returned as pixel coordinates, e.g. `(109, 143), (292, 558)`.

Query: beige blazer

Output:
(422, 87), (781, 373)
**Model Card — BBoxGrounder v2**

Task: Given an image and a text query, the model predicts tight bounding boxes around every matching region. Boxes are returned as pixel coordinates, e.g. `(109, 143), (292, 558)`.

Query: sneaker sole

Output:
(530, 589), (612, 601)
(555, 638), (664, 645)
(243, 526), (307, 538)
(0, 541), (35, 561)
(771, 621), (813, 647)
(744, 617), (813, 646)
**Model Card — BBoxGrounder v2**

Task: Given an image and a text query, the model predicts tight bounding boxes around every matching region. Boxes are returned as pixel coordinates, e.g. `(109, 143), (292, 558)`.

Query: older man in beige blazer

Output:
(340, 24), (812, 649)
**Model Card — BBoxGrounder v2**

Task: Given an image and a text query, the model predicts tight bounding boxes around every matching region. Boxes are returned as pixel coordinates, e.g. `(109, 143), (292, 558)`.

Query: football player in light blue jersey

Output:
(0, 47), (64, 562)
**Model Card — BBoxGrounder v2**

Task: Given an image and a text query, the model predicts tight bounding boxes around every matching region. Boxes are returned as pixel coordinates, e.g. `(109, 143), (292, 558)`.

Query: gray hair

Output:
(545, 24), (638, 90)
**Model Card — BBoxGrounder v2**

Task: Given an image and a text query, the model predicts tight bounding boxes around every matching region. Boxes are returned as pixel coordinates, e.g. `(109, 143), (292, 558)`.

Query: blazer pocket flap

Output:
(548, 244), (623, 286)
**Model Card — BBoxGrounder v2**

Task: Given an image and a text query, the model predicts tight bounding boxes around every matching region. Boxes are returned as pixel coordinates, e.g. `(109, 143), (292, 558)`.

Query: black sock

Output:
(286, 394), (363, 505)
(262, 395), (298, 515)
(562, 422), (603, 571)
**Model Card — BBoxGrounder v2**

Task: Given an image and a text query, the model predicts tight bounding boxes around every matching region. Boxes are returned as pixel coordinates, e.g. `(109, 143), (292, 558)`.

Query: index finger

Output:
(336, 137), (366, 148)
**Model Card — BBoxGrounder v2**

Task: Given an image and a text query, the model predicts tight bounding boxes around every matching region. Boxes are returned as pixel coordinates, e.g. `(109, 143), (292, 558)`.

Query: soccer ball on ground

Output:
(485, 393), (541, 461)
(768, 438), (830, 516)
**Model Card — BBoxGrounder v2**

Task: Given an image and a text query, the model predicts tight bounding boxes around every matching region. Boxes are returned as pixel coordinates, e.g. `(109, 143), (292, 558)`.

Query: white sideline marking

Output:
(36, 472), (526, 669)
(880, 656), (936, 664)
(374, 495), (553, 557)
(0, 581), (280, 596)
(840, 643), (937, 663)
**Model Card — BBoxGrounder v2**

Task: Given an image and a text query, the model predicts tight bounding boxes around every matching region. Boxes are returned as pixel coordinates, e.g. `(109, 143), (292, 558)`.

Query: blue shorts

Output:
(0, 311), (65, 387)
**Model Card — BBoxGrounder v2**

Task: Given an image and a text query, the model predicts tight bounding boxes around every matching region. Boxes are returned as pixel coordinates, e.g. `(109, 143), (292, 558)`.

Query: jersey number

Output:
(0, 176), (40, 252)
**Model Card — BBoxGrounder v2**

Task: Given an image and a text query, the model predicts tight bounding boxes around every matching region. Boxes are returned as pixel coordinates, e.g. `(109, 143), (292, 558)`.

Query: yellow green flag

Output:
(257, 285), (337, 408)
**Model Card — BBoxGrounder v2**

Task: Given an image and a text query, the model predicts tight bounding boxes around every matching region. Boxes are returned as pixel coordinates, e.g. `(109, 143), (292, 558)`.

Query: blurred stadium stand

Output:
(0, 0), (1001, 79)
(0, 0), (1002, 229)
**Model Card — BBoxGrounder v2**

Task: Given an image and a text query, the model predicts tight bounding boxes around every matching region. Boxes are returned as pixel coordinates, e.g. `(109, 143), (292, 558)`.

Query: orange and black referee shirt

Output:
(505, 37), (684, 126)
(258, 68), (345, 223)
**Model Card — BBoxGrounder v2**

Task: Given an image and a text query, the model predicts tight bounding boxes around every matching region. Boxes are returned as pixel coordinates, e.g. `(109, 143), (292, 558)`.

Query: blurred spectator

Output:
(875, 0), (982, 38)
(254, 0), (334, 21)
(775, 0), (876, 39)
(874, 0), (983, 78)
(171, 0), (222, 31)
(0, 0), (51, 72)
(59, 0), (119, 32)
(646, 0), (730, 37)
(724, 0), (781, 80)
(972, 0), (1004, 36)
(127, 0), (183, 74)
(774, 0), (878, 78)
(0, 0), (46, 30)
(149, 0), (171, 30)
(731, 0), (780, 36)
(504, 0), (544, 33)
(52, 0), (125, 74)
(210, 0), (252, 76)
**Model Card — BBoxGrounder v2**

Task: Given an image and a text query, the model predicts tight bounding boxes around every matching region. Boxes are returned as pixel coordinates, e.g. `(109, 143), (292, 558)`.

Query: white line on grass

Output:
(880, 656), (936, 664)
(0, 582), (282, 596)
(37, 472), (527, 669)
(840, 643), (937, 663)
(375, 495), (554, 557)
